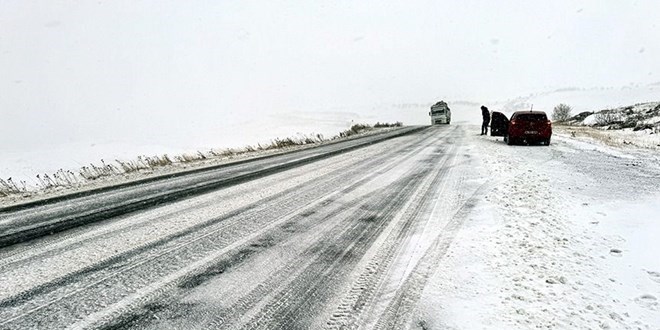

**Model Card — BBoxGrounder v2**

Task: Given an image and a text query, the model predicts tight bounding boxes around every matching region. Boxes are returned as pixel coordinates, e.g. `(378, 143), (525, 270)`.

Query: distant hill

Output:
(567, 102), (660, 131)
(490, 85), (660, 116)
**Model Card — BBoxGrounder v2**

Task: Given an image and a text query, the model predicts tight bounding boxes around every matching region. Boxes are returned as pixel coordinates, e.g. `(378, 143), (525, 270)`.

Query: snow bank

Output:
(415, 125), (660, 329)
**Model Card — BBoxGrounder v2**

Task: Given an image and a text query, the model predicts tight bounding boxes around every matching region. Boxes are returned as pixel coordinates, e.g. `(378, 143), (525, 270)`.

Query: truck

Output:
(429, 101), (451, 124)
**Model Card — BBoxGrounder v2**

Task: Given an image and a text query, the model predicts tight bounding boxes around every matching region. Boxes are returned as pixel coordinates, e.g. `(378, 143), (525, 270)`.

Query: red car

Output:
(491, 111), (552, 146)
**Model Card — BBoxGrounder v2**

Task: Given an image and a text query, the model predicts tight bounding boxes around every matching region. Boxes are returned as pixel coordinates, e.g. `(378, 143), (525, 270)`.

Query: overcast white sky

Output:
(1, 0), (659, 155)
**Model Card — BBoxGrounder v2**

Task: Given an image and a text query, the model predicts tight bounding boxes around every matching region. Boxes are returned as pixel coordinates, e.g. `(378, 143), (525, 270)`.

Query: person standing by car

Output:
(481, 105), (491, 135)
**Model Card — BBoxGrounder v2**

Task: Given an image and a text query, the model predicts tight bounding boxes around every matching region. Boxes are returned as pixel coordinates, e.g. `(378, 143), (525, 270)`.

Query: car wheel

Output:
(507, 136), (515, 145)
(545, 138), (551, 146)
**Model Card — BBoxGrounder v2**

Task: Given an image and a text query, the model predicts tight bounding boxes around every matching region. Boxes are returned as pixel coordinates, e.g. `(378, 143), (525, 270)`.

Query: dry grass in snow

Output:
(0, 123), (402, 204)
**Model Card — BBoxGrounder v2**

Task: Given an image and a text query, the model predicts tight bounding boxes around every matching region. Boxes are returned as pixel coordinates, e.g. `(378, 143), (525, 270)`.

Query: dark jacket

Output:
(482, 108), (491, 121)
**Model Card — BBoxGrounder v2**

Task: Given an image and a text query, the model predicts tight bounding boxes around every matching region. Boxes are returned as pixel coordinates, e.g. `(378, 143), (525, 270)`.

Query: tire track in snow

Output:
(0, 129), (440, 293)
(373, 177), (492, 329)
(323, 144), (460, 330)
(97, 129), (456, 330)
(0, 138), (419, 326)
(236, 161), (444, 330)
(0, 127), (456, 329)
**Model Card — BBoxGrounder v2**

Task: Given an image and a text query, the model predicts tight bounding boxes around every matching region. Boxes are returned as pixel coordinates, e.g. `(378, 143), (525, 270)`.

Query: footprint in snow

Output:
(609, 248), (623, 256)
(648, 271), (660, 284)
(635, 294), (658, 310)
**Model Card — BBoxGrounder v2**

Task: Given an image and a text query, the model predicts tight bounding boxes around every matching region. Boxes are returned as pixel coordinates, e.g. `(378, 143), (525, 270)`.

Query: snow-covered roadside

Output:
(553, 101), (660, 151)
(0, 126), (401, 208)
(414, 125), (660, 329)
(554, 125), (660, 151)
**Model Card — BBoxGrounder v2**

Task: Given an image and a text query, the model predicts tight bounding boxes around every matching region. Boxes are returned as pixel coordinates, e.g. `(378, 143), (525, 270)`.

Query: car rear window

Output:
(514, 113), (547, 121)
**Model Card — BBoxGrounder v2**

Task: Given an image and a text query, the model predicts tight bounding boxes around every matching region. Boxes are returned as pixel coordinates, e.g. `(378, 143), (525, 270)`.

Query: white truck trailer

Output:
(429, 101), (451, 124)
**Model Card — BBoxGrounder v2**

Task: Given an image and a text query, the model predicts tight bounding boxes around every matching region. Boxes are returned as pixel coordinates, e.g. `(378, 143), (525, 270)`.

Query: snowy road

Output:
(1, 124), (659, 329)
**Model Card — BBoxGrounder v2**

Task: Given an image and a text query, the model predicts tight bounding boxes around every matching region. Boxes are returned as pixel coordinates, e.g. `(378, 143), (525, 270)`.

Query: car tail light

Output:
(510, 120), (517, 126)
(547, 120), (552, 126)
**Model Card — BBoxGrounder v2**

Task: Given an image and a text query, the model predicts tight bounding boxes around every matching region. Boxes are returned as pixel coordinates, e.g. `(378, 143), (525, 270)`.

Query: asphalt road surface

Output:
(0, 125), (484, 329)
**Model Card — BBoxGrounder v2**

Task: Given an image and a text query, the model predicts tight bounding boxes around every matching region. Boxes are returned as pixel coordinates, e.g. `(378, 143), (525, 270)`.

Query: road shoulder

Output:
(413, 125), (660, 329)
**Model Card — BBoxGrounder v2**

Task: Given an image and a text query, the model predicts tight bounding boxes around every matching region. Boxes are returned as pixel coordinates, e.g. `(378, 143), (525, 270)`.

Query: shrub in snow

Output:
(594, 111), (620, 127)
(552, 103), (572, 122)
(633, 123), (655, 131)
(623, 113), (645, 129)
(339, 124), (372, 138)
(374, 121), (403, 128)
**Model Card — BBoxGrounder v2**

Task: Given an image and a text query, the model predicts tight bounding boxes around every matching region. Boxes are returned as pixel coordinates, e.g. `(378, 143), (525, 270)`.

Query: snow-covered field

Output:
(0, 124), (405, 207)
(555, 125), (660, 151)
(2, 84), (657, 187)
(415, 125), (660, 329)
(0, 111), (373, 183)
